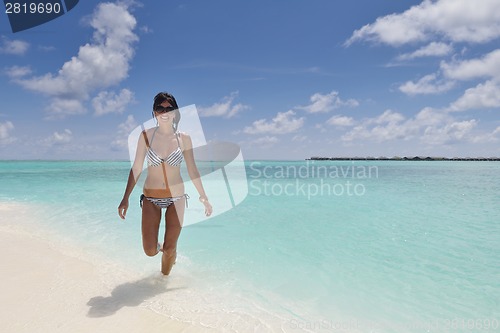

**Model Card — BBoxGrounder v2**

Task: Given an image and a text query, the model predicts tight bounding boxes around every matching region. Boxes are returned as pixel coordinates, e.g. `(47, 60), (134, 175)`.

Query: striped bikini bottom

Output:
(140, 194), (189, 209)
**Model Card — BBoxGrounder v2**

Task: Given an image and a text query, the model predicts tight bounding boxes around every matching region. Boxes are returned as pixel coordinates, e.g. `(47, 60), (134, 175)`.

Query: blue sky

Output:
(1, 0), (499, 160)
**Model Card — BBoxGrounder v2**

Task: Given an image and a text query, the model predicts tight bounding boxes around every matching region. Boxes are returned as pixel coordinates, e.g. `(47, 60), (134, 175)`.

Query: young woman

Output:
(118, 92), (212, 275)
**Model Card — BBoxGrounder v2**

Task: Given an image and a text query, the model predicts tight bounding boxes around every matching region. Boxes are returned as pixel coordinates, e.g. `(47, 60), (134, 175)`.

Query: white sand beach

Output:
(0, 203), (212, 333)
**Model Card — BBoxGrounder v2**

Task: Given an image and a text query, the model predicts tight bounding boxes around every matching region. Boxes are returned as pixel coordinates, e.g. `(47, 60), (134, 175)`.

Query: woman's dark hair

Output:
(152, 92), (181, 131)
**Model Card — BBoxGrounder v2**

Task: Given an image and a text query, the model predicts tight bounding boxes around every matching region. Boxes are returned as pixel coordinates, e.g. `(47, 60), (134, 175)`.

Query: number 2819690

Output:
(5, 2), (62, 14)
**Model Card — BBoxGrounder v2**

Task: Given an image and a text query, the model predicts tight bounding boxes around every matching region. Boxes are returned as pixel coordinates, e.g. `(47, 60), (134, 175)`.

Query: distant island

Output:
(307, 156), (500, 161)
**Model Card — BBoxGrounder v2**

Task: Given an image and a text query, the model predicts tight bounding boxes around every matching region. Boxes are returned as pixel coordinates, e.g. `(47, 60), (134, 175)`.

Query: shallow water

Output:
(1, 160), (499, 332)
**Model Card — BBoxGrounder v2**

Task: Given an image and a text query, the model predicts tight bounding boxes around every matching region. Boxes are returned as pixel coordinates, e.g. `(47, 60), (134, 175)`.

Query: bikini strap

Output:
(141, 130), (150, 148)
(175, 131), (181, 149)
(150, 127), (159, 146)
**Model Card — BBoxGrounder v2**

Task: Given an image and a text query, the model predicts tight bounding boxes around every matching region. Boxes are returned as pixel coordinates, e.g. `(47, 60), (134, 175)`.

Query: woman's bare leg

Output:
(141, 198), (162, 256)
(161, 197), (185, 275)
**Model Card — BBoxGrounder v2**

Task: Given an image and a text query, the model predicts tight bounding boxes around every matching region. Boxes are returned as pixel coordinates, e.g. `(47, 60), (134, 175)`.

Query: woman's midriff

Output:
(143, 167), (184, 198)
(143, 188), (173, 198)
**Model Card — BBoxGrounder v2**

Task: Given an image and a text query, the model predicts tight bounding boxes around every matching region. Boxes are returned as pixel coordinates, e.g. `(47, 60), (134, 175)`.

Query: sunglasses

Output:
(154, 105), (177, 113)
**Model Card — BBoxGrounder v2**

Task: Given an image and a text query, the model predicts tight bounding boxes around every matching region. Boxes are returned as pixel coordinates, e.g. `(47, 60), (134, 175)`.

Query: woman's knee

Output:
(143, 244), (159, 257)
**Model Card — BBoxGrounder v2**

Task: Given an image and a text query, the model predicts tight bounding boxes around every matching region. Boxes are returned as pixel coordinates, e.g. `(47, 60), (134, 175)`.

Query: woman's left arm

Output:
(181, 133), (213, 216)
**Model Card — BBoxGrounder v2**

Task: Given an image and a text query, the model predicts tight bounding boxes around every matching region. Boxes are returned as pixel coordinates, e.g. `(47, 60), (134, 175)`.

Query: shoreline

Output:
(0, 202), (209, 333)
(0, 202), (305, 333)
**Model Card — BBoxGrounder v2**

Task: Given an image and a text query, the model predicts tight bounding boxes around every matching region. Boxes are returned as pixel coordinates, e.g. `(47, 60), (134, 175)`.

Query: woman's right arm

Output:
(118, 132), (147, 219)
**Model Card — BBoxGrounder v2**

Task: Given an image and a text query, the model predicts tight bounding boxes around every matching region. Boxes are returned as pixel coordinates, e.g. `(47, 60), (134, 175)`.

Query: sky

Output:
(1, 0), (500, 160)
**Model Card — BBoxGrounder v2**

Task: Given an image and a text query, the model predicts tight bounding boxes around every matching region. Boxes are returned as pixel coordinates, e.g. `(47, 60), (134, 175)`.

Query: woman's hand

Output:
(200, 197), (213, 217)
(118, 198), (129, 219)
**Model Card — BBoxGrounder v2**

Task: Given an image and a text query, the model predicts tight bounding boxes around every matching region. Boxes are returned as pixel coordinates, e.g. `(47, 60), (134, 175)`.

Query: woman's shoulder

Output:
(143, 127), (156, 135)
(141, 127), (158, 140)
(139, 128), (157, 146)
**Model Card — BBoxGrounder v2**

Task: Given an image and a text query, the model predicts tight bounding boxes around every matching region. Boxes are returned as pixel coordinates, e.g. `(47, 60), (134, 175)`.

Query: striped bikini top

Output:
(143, 128), (183, 167)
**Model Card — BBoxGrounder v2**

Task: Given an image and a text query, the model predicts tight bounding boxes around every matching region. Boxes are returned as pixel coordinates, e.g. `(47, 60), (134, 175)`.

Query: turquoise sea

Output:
(1, 160), (499, 332)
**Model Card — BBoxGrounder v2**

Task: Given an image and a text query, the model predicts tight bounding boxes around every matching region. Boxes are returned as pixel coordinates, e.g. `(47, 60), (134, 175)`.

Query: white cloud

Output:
(413, 107), (449, 126)
(346, 0), (500, 114)
(397, 42), (453, 61)
(372, 110), (406, 124)
(46, 98), (87, 117)
(466, 126), (500, 144)
(13, 2), (138, 118)
(254, 136), (278, 145)
(341, 108), (480, 145)
(436, 49), (500, 111)
(45, 129), (73, 146)
(342, 0), (500, 150)
(342, 110), (412, 142)
(441, 49), (500, 81)
(112, 115), (138, 149)
(292, 135), (307, 142)
(92, 89), (134, 116)
(327, 115), (355, 127)
(0, 121), (15, 145)
(314, 123), (327, 133)
(449, 80), (500, 111)
(0, 36), (29, 55)
(4, 65), (32, 78)
(421, 120), (477, 145)
(198, 91), (250, 118)
(397, 49), (500, 107)
(346, 0), (500, 46)
(139, 26), (153, 34)
(297, 91), (359, 113)
(399, 74), (455, 95)
(243, 110), (304, 135)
